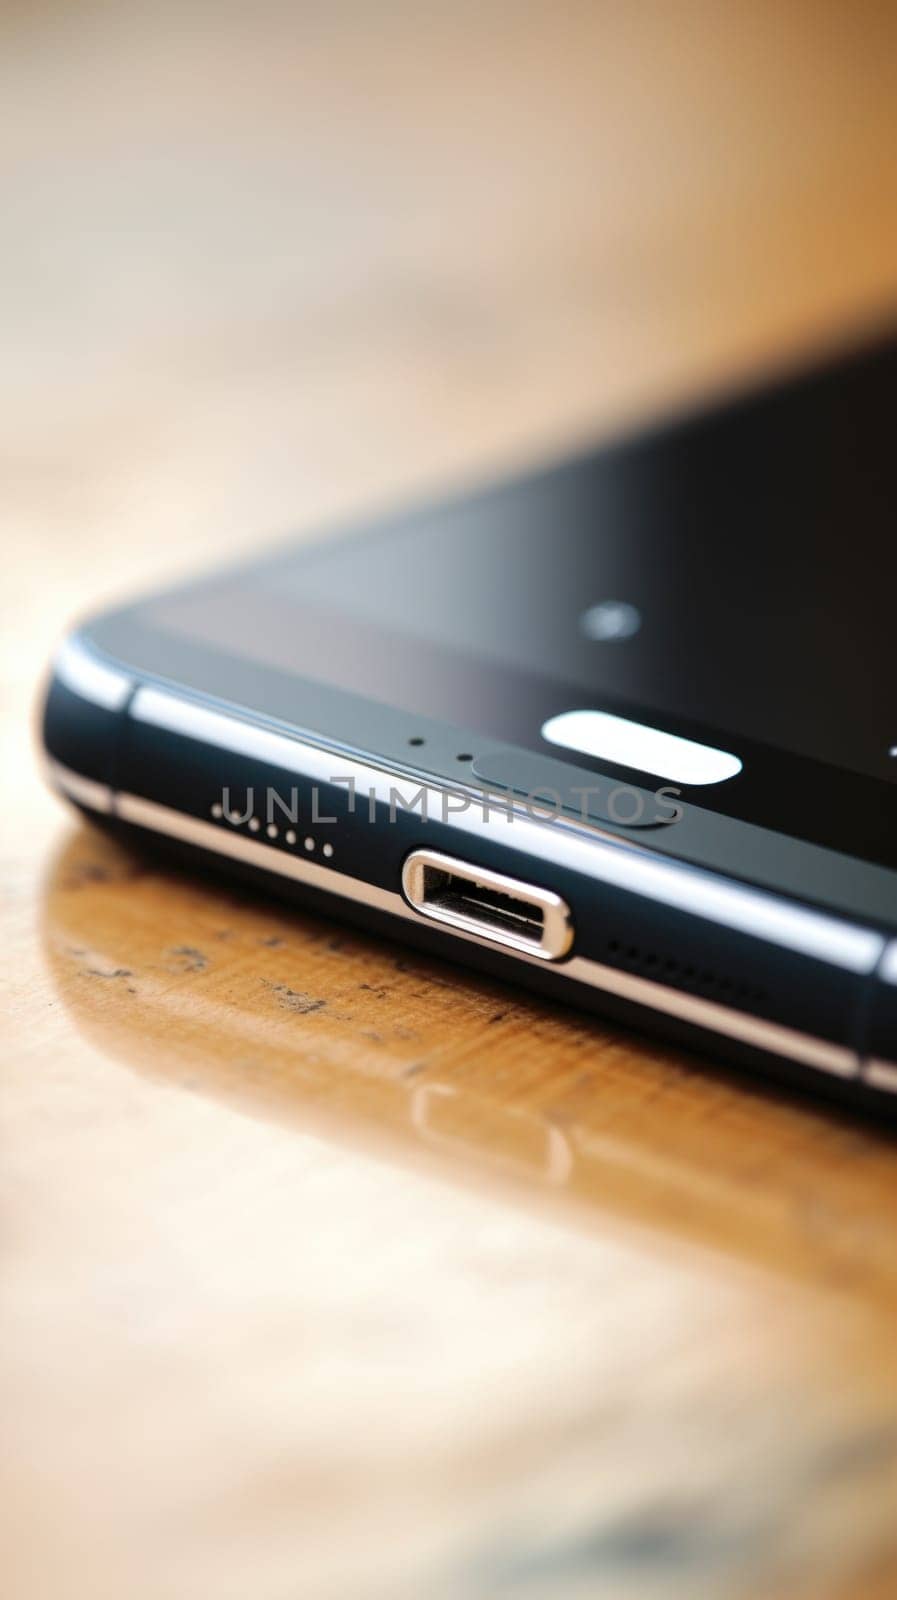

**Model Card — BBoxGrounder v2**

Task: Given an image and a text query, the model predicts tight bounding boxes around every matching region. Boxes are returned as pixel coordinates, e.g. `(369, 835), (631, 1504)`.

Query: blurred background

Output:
(4, 4), (897, 1599)
(5, 0), (897, 631)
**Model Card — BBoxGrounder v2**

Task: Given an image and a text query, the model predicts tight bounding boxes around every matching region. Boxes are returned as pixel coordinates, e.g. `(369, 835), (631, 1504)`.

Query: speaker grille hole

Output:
(605, 938), (766, 1006)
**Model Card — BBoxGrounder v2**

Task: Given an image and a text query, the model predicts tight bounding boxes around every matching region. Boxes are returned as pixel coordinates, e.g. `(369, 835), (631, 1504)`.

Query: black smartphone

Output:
(41, 333), (897, 1112)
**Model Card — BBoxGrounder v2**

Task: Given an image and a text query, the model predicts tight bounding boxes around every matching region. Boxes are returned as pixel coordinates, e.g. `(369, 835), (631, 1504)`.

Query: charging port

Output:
(401, 849), (573, 960)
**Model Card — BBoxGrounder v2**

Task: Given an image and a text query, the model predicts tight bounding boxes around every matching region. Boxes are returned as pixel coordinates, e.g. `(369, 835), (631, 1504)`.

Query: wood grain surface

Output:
(3, 4), (897, 1598)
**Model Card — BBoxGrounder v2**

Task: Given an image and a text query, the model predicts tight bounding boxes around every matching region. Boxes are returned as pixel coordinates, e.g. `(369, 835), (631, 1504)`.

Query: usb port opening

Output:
(423, 866), (545, 942)
(401, 849), (573, 961)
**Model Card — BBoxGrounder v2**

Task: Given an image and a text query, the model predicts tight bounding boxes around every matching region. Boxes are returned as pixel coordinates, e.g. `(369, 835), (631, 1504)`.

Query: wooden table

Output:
(4, 4), (897, 1596)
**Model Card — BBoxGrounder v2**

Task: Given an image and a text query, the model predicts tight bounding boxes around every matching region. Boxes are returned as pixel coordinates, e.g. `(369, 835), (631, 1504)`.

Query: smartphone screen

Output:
(93, 334), (897, 868)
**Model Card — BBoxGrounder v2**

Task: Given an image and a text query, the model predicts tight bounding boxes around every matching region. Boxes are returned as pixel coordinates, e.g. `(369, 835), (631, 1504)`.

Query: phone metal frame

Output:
(44, 634), (897, 1093)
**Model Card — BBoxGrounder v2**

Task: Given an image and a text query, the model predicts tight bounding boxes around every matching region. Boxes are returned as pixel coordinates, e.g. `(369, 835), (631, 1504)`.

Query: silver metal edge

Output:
(43, 756), (115, 815)
(862, 1059), (897, 1094)
(112, 788), (857, 1079)
(877, 939), (897, 987)
(53, 635), (133, 711)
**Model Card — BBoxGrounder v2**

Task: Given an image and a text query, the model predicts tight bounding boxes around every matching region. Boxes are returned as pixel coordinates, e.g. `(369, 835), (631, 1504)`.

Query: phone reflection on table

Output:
(41, 822), (897, 1296)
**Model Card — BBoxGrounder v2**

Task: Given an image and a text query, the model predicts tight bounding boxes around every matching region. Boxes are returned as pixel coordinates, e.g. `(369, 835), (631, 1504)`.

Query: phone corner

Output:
(38, 626), (134, 814)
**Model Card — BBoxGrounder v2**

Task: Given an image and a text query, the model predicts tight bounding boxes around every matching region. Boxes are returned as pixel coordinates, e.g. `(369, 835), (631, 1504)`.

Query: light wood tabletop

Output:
(4, 4), (897, 1597)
